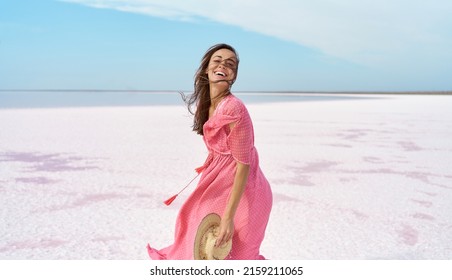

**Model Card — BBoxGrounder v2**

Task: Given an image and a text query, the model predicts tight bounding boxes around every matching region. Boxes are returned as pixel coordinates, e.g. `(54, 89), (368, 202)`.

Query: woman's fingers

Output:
(215, 232), (225, 247)
(216, 229), (232, 247)
(216, 219), (234, 247)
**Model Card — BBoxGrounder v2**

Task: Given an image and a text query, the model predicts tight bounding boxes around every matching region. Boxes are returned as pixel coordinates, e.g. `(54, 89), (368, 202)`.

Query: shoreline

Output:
(0, 91), (390, 110)
(1, 89), (451, 95)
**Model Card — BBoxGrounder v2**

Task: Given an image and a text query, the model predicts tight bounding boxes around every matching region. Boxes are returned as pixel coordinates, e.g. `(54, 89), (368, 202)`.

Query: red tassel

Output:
(164, 194), (178, 206)
(163, 171), (201, 206)
(195, 166), (204, 174)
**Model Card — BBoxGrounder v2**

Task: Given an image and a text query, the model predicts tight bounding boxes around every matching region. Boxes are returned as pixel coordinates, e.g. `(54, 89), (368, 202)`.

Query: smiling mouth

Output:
(214, 71), (226, 77)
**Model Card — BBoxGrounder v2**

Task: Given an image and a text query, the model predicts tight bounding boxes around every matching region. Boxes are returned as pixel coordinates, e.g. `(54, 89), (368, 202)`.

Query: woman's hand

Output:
(216, 162), (249, 248)
(215, 217), (234, 247)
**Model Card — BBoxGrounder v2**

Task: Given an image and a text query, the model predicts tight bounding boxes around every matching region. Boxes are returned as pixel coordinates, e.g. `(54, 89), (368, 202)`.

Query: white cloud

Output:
(62, 0), (452, 68)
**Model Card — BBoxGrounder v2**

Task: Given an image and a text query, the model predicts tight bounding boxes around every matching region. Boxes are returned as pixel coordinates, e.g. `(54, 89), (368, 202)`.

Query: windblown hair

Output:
(182, 43), (239, 135)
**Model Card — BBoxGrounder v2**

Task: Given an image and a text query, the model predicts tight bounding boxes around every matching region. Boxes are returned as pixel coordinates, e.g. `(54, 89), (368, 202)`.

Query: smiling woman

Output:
(189, 45), (240, 135)
(146, 43), (273, 260)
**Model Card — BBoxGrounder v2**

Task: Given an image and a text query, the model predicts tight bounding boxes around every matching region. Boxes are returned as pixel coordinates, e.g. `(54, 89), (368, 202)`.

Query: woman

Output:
(147, 43), (272, 259)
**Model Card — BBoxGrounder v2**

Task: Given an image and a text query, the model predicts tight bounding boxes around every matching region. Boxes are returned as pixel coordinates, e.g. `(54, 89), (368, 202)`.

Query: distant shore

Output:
(2, 89), (450, 109)
(1, 89), (451, 95)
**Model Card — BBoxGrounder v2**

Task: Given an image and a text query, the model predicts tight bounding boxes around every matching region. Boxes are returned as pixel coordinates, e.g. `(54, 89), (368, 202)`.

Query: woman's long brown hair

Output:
(182, 43), (239, 135)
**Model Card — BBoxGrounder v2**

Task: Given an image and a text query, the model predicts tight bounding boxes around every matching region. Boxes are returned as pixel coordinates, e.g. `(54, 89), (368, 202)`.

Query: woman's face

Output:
(206, 48), (238, 84)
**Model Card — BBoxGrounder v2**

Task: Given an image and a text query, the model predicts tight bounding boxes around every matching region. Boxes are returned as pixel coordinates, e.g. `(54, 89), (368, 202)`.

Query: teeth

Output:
(215, 72), (226, 77)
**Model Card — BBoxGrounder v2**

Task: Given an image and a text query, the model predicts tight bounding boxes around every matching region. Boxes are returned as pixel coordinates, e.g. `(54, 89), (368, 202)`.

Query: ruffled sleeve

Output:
(203, 95), (255, 164)
(223, 97), (254, 165)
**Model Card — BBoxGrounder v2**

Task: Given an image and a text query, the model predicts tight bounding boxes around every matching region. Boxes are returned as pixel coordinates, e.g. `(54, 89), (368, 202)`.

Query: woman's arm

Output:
(216, 161), (250, 247)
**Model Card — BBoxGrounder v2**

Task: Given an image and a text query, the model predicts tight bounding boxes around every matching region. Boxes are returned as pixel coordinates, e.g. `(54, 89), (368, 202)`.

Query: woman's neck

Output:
(209, 84), (229, 108)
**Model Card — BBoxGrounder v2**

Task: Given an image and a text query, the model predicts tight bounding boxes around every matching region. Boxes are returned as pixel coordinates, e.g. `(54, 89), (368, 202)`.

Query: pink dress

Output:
(147, 94), (272, 259)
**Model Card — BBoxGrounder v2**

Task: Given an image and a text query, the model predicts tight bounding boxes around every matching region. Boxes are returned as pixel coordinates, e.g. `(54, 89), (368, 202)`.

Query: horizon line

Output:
(1, 89), (452, 95)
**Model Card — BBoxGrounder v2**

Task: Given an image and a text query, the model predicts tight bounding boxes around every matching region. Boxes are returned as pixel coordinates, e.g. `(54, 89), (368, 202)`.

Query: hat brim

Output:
(194, 213), (232, 260)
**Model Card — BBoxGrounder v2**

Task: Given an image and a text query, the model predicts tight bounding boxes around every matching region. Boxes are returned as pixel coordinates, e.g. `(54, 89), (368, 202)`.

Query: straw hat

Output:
(194, 213), (232, 260)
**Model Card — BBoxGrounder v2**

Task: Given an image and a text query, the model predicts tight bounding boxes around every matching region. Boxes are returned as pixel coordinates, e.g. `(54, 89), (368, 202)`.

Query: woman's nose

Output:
(218, 62), (226, 68)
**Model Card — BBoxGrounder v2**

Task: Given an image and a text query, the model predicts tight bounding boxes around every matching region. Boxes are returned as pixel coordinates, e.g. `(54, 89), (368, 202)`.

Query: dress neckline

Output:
(209, 94), (232, 119)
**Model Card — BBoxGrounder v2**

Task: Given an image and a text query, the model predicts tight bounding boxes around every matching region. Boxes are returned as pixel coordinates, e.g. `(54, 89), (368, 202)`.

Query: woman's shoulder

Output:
(221, 94), (247, 115)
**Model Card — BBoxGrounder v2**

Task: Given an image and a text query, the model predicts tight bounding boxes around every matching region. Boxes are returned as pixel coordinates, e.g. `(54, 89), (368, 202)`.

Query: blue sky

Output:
(1, 0), (451, 91)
